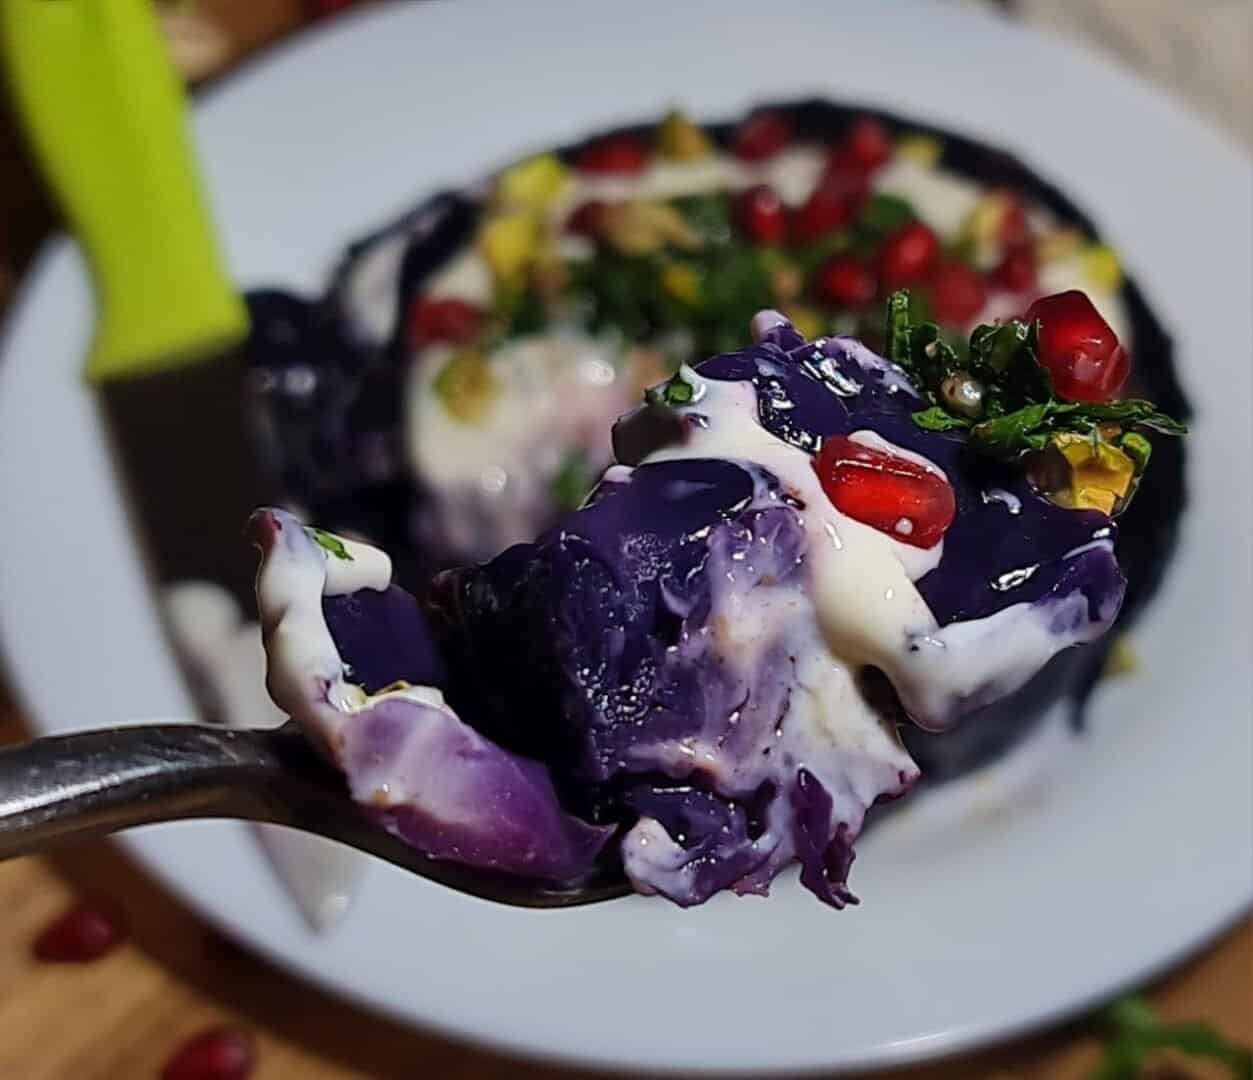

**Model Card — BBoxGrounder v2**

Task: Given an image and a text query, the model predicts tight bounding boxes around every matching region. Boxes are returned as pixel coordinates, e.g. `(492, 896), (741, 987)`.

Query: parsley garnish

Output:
(885, 288), (1185, 465)
(1091, 995), (1251, 1079)
(550, 448), (596, 513)
(305, 527), (353, 561)
(645, 366), (702, 408)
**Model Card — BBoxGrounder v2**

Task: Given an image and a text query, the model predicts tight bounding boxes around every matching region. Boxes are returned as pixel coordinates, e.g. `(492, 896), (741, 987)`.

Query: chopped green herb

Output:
(912, 405), (972, 433)
(968, 399), (1186, 459)
(645, 366), (702, 408)
(670, 193), (733, 246)
(886, 290), (913, 368)
(846, 193), (919, 260)
(550, 448), (596, 512)
(880, 289), (1185, 511)
(858, 192), (917, 236)
(1090, 995), (1252, 1080)
(305, 527), (353, 561)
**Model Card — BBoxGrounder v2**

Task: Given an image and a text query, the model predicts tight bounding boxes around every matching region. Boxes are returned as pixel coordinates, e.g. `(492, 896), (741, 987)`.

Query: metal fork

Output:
(0, 723), (630, 908)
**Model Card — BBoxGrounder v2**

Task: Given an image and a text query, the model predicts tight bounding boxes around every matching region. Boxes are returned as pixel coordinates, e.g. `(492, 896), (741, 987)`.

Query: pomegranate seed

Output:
(1024, 290), (1130, 402)
(815, 255), (877, 308)
(791, 169), (867, 242)
(307, 0), (356, 16)
(997, 193), (1032, 249)
(815, 435), (955, 549)
(162, 1026), (256, 1080)
(33, 901), (126, 963)
(408, 297), (483, 349)
(734, 184), (787, 244)
(733, 112), (794, 162)
(993, 242), (1037, 292)
(574, 135), (648, 176)
(877, 221), (940, 289)
(566, 200), (609, 237)
(843, 117), (893, 171)
(928, 261), (988, 325)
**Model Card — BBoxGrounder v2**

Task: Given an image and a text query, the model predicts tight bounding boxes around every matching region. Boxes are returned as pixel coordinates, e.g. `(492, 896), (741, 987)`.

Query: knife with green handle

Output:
(2, 0), (265, 610)
(1, 0), (367, 929)
(1, 0), (247, 380)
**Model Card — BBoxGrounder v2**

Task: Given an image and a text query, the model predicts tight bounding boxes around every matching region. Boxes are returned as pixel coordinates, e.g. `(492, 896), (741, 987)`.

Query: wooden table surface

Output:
(0, 693), (1249, 1079)
(0, 2), (1248, 1077)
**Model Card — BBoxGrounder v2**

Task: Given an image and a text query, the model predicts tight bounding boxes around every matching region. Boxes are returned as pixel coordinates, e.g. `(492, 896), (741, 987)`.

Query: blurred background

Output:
(0, 1), (1248, 1078)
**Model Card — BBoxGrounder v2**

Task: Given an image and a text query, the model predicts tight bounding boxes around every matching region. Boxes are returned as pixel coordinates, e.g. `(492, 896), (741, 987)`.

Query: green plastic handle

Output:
(0, 0), (248, 382)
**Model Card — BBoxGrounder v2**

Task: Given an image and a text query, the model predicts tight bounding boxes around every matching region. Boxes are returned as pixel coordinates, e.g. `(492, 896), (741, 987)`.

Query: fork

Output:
(0, 722), (630, 908)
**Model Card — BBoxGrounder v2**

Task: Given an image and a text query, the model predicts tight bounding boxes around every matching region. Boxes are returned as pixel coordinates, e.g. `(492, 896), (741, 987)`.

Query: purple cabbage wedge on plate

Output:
(250, 296), (1182, 908)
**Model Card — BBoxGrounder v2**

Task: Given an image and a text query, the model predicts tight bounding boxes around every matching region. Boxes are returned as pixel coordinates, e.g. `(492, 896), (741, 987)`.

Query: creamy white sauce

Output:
(254, 513), (457, 754)
(339, 228), (411, 345)
(162, 580), (366, 930)
(395, 142), (1128, 554)
(873, 156), (982, 237)
(641, 365), (1107, 734)
(406, 331), (641, 560)
(424, 249), (494, 306)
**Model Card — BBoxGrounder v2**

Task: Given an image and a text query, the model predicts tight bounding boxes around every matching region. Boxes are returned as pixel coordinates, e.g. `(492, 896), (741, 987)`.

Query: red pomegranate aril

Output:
(815, 435), (955, 549)
(993, 242), (1037, 292)
(566, 199), (608, 237)
(843, 117), (893, 171)
(929, 261), (988, 325)
(877, 221), (940, 289)
(791, 170), (866, 241)
(733, 112), (794, 162)
(734, 184), (787, 244)
(33, 901), (126, 963)
(997, 193), (1032, 249)
(815, 255), (877, 308)
(409, 297), (483, 348)
(162, 1026), (256, 1080)
(1024, 290), (1130, 402)
(307, 0), (356, 17)
(575, 135), (648, 176)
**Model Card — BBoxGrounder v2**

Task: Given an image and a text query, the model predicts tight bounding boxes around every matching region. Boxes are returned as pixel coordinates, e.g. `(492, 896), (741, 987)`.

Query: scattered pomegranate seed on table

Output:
(32, 900), (126, 963)
(574, 135), (648, 176)
(1025, 290), (1130, 402)
(814, 435), (956, 549)
(161, 1026), (256, 1080)
(815, 255), (877, 308)
(734, 184), (787, 244)
(307, 0), (359, 17)
(928, 260), (988, 325)
(732, 111), (794, 162)
(408, 296), (483, 348)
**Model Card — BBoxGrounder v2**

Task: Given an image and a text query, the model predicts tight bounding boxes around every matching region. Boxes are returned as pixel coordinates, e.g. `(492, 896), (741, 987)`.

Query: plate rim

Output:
(2, 1), (1250, 1073)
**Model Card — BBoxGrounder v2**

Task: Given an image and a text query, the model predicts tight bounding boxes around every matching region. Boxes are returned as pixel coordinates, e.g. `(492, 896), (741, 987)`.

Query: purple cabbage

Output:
(250, 509), (611, 885)
(256, 317), (1128, 907)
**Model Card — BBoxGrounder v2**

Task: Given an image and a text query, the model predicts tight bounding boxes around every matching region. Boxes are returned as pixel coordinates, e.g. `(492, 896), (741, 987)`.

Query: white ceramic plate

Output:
(2, 2), (1249, 1073)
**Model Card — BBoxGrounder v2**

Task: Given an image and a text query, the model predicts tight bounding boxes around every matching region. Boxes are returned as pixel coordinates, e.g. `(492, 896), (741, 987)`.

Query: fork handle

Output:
(0, 724), (302, 860)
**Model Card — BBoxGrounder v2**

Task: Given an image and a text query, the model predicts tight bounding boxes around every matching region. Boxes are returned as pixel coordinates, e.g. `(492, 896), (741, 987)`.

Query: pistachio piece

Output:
(940, 370), (985, 419)
(656, 110), (713, 161)
(1081, 243), (1123, 291)
(601, 200), (702, 255)
(478, 211), (540, 283)
(661, 263), (702, 306)
(496, 153), (570, 212)
(895, 133), (943, 168)
(432, 349), (499, 424)
(1048, 432), (1136, 514)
